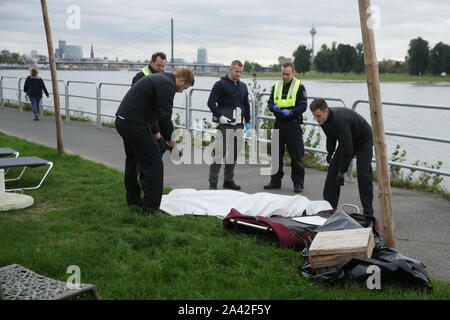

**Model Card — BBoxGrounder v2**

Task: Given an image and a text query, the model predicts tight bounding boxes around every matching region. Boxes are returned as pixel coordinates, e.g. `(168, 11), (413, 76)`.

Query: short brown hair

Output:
(282, 62), (295, 72)
(309, 98), (329, 112)
(151, 52), (166, 62)
(175, 68), (195, 86)
(30, 66), (39, 77)
(230, 60), (243, 68)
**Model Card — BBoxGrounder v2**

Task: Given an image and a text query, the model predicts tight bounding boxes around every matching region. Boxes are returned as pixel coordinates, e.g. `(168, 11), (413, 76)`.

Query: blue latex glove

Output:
(280, 109), (290, 117)
(244, 122), (251, 132)
(273, 105), (281, 113)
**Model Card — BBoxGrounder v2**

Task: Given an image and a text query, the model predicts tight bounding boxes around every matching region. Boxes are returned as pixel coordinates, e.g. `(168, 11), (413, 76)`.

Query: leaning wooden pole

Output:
(358, 0), (396, 248)
(40, 0), (64, 154)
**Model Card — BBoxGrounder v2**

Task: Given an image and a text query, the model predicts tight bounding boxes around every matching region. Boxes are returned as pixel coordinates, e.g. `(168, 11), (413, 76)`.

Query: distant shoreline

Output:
(1, 67), (449, 84)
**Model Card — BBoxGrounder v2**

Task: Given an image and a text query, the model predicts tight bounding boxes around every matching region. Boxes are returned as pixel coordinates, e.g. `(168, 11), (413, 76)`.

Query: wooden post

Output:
(358, 0), (396, 248)
(40, 0), (64, 154)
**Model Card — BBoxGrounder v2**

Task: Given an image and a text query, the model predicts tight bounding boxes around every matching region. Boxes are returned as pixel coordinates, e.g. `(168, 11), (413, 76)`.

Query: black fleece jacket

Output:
(207, 76), (251, 124)
(321, 107), (373, 173)
(116, 72), (176, 141)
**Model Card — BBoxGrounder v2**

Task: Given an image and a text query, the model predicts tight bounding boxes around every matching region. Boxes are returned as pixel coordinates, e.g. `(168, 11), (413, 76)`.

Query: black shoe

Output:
(264, 181), (281, 190)
(34, 116), (39, 121)
(294, 184), (303, 193)
(140, 206), (159, 216)
(223, 181), (241, 190)
(127, 198), (143, 207)
(209, 183), (217, 190)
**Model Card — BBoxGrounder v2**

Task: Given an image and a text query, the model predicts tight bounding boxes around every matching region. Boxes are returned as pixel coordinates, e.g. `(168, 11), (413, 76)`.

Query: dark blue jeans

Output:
(29, 96), (41, 116)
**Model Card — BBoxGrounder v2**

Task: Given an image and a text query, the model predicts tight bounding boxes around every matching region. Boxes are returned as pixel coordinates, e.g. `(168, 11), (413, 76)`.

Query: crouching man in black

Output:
(310, 98), (374, 216)
(115, 69), (195, 215)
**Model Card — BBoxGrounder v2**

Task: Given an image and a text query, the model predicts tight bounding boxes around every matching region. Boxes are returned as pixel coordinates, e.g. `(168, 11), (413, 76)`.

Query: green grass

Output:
(200, 71), (450, 83)
(1, 132), (449, 300)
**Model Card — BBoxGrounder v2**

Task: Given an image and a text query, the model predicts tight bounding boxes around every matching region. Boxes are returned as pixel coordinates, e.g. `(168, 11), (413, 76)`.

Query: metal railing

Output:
(1, 75), (449, 179)
(351, 100), (450, 177)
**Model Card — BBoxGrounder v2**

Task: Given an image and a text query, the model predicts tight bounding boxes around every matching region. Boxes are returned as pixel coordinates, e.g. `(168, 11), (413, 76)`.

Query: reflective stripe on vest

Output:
(273, 78), (301, 108)
(141, 66), (152, 76)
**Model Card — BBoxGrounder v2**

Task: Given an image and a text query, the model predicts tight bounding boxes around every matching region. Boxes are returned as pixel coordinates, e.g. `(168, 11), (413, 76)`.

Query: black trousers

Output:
(115, 117), (164, 209)
(271, 119), (305, 186)
(209, 123), (244, 185)
(324, 141), (374, 215)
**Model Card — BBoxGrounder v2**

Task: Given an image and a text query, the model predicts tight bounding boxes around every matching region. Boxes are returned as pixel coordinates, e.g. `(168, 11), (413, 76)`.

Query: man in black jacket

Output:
(310, 98), (374, 216)
(263, 62), (307, 193)
(131, 52), (167, 86)
(116, 69), (194, 214)
(207, 60), (251, 191)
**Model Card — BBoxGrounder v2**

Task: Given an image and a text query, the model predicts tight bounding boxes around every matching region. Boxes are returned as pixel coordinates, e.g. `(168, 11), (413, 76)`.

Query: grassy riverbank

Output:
(1, 132), (449, 299)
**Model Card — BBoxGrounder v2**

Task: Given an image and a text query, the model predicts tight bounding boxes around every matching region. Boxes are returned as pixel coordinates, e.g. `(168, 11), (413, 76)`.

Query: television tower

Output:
(310, 25), (317, 58)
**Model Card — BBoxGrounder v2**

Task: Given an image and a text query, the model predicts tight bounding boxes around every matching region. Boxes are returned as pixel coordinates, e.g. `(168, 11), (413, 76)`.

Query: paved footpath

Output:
(1, 107), (449, 283)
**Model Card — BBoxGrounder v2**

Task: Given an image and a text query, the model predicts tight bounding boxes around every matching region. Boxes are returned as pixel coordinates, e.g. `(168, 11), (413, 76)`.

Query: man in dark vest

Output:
(310, 98), (374, 216)
(116, 69), (195, 215)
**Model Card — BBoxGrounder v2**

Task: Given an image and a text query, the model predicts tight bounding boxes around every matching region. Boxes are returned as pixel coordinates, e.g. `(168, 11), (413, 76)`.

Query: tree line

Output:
(284, 37), (450, 76)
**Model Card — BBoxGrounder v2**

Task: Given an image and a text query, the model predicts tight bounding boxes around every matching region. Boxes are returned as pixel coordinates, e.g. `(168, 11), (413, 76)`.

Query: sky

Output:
(1, 0), (449, 66)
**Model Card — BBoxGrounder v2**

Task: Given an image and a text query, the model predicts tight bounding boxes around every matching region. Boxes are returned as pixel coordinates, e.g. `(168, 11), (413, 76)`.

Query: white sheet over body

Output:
(160, 189), (332, 219)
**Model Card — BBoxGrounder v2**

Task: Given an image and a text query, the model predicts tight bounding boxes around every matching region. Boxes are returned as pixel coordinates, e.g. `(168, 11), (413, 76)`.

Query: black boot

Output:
(223, 181), (241, 190)
(294, 184), (304, 193)
(264, 180), (281, 190)
(209, 183), (217, 190)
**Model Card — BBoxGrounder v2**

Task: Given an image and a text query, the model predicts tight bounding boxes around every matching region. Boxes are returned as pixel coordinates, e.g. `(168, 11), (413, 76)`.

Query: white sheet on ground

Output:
(160, 189), (332, 219)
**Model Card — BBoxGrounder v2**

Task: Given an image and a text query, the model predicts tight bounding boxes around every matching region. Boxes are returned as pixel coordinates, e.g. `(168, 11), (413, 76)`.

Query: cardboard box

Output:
(309, 228), (374, 272)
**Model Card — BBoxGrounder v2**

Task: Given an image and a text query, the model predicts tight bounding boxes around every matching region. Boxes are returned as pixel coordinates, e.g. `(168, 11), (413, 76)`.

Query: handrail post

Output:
(187, 89), (193, 130)
(96, 84), (102, 130)
(18, 78), (23, 112)
(0, 77), (3, 109)
(65, 82), (70, 122)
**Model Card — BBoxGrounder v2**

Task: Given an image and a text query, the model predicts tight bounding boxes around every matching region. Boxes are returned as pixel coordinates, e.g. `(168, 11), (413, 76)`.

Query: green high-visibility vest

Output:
(273, 78), (301, 108)
(141, 66), (152, 76)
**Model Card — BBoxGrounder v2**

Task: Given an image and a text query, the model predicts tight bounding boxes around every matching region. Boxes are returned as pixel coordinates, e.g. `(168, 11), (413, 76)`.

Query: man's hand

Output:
(336, 172), (345, 186)
(219, 115), (231, 124)
(154, 132), (162, 140)
(273, 105), (281, 113)
(280, 109), (290, 117)
(168, 140), (177, 148)
(326, 153), (333, 164)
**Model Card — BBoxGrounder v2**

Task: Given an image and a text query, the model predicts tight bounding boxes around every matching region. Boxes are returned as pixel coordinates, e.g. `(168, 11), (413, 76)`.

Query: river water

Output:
(1, 69), (449, 189)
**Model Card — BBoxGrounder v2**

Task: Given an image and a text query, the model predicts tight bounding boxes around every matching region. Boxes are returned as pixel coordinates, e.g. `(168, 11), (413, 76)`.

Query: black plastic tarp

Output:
(299, 209), (433, 292)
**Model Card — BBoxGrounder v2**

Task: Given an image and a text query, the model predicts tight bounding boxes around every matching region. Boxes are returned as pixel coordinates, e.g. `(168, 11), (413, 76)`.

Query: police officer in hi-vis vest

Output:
(132, 52), (167, 86)
(264, 62), (308, 193)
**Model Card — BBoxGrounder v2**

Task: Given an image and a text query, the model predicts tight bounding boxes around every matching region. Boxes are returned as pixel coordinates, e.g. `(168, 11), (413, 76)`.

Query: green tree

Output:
(292, 44), (311, 74)
(429, 42), (450, 75)
(353, 42), (365, 74)
(244, 60), (263, 73)
(314, 44), (335, 74)
(336, 44), (357, 73)
(406, 37), (429, 75)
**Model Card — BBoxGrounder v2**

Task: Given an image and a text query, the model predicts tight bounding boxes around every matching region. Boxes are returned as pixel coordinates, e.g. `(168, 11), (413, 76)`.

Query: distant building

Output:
(90, 44), (94, 59)
(56, 40), (66, 59)
(64, 45), (83, 60)
(197, 48), (207, 64)
(1, 49), (11, 57)
(30, 50), (38, 59)
(172, 58), (186, 63)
